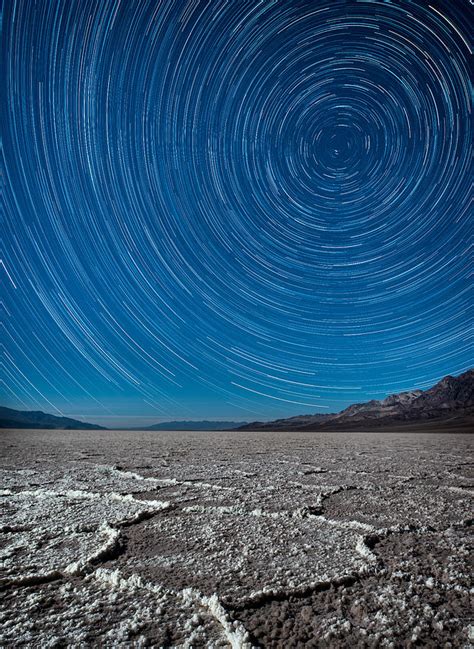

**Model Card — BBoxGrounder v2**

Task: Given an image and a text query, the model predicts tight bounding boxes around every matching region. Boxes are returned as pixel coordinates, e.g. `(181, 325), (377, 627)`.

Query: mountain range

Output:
(0, 408), (244, 431)
(237, 369), (474, 431)
(0, 406), (105, 430)
(145, 420), (246, 431)
(1, 369), (472, 431)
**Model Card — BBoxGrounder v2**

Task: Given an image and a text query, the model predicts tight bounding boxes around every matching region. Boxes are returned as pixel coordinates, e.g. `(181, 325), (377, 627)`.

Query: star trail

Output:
(2, 0), (472, 426)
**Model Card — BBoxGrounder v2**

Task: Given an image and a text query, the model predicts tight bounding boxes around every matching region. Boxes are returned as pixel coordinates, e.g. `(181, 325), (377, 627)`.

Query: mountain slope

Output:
(0, 407), (106, 430)
(236, 413), (331, 432)
(238, 370), (474, 431)
(146, 420), (247, 431)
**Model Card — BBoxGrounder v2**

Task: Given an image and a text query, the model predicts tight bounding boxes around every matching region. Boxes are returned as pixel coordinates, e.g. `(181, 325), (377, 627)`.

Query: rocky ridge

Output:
(238, 369), (473, 431)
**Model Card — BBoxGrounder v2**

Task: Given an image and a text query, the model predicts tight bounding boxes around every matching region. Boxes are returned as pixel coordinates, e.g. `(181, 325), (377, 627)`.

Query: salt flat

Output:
(1, 429), (472, 647)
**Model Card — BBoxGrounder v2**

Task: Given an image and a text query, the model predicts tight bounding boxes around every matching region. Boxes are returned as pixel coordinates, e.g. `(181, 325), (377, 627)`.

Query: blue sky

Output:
(2, 0), (472, 428)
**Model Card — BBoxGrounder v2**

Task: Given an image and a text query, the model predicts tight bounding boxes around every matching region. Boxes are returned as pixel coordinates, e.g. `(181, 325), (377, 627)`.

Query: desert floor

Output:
(1, 429), (472, 647)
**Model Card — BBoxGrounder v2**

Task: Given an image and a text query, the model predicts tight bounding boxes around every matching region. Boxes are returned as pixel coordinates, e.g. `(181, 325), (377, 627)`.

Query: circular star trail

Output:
(2, 0), (472, 423)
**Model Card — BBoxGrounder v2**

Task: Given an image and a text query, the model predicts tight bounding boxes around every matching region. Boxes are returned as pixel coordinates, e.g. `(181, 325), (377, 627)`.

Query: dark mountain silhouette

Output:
(0, 407), (106, 430)
(2, 370), (471, 432)
(238, 369), (474, 431)
(146, 420), (247, 431)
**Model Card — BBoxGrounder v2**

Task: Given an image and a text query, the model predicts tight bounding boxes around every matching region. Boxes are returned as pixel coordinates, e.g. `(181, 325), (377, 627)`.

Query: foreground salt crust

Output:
(1, 488), (169, 585)
(1, 429), (472, 647)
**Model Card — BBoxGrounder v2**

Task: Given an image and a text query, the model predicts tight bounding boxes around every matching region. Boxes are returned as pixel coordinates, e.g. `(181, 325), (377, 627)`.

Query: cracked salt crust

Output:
(0, 488), (169, 586)
(0, 571), (229, 647)
(1, 429), (472, 647)
(117, 508), (370, 603)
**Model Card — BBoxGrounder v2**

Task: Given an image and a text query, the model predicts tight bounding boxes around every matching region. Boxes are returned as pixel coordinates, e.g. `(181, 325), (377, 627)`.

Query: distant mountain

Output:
(146, 420), (247, 431)
(236, 413), (331, 432)
(0, 407), (106, 430)
(3, 370), (471, 432)
(238, 369), (474, 432)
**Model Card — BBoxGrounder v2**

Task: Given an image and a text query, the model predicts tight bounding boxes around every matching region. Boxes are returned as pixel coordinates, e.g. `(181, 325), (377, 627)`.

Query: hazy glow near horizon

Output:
(3, 0), (472, 426)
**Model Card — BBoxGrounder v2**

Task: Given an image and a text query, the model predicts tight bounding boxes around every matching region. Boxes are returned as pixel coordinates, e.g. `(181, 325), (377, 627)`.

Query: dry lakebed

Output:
(0, 428), (472, 647)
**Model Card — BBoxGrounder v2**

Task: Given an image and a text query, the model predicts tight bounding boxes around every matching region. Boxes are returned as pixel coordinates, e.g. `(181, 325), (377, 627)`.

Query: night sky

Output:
(3, 0), (472, 427)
